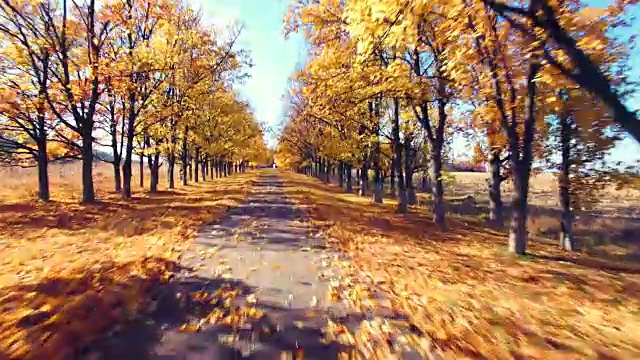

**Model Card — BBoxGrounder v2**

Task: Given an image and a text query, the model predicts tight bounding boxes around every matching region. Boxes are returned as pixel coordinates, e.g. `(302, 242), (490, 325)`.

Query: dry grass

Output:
(282, 171), (640, 359)
(442, 172), (640, 261)
(0, 161), (257, 359)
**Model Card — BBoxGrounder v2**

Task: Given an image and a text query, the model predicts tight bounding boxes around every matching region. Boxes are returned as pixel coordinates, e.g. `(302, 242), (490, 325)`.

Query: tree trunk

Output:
(188, 155), (193, 181)
(338, 162), (344, 189)
(36, 138), (50, 202)
(182, 126), (189, 186)
(390, 155), (397, 198)
(508, 61), (540, 254)
(194, 148), (200, 183)
(215, 159), (220, 178)
(81, 127), (95, 203)
(372, 141), (383, 203)
(404, 135), (417, 205)
(559, 112), (574, 251)
(145, 136), (153, 191)
(168, 153), (175, 189)
(346, 163), (353, 193)
(36, 63), (50, 202)
(488, 149), (504, 227)
(428, 92), (448, 229)
(430, 150), (445, 227)
(392, 98), (407, 213)
(324, 159), (331, 183)
(139, 151), (144, 188)
(122, 91), (135, 199)
(509, 163), (529, 254)
(420, 171), (431, 193)
(201, 156), (206, 181)
(109, 116), (121, 192)
(359, 155), (369, 197)
(150, 152), (159, 193)
(113, 159), (121, 193)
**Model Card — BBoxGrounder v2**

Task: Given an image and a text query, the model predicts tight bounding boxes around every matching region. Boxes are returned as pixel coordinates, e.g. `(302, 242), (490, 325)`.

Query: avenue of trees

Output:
(276, 0), (639, 254)
(0, 0), (269, 203)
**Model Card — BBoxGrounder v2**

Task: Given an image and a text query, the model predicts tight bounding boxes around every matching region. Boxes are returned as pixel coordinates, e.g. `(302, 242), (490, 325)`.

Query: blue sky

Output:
(190, 0), (305, 149)
(191, 0), (639, 165)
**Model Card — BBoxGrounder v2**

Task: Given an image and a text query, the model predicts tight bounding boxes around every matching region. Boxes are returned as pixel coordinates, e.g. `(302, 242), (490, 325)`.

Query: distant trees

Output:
(0, 0), (268, 203)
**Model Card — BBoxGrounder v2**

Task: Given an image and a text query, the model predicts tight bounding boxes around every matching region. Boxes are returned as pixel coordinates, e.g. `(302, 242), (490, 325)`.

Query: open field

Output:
(0, 161), (257, 359)
(348, 170), (639, 260)
(439, 172), (640, 259)
(281, 171), (640, 359)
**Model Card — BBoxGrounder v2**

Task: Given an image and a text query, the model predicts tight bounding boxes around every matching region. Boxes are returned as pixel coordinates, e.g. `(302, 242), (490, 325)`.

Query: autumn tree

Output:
(485, 0), (640, 142)
(545, 90), (621, 251)
(0, 0), (56, 201)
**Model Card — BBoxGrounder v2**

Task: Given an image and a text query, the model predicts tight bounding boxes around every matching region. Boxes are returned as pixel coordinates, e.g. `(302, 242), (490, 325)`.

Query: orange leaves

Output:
(0, 168), (259, 358)
(281, 171), (640, 359)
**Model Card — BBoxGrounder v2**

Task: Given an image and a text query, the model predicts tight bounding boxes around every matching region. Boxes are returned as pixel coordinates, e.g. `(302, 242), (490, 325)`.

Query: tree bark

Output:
(372, 141), (383, 203)
(559, 112), (574, 251)
(194, 148), (200, 183)
(404, 134), (417, 205)
(139, 151), (144, 188)
(122, 85), (136, 199)
(108, 112), (122, 192)
(346, 163), (353, 193)
(168, 153), (175, 189)
(421, 171), (431, 193)
(36, 138), (50, 202)
(324, 159), (331, 183)
(488, 149), (504, 227)
(509, 163), (529, 254)
(81, 127), (95, 203)
(430, 149), (445, 225)
(201, 155), (206, 181)
(429, 92), (448, 229)
(508, 61), (540, 254)
(359, 156), (369, 197)
(182, 126), (188, 186)
(392, 98), (408, 213)
(150, 152), (159, 193)
(390, 155), (397, 198)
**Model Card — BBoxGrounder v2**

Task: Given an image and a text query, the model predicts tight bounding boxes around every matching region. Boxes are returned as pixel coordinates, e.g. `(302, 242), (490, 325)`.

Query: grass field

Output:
(282, 171), (640, 359)
(438, 171), (640, 260)
(0, 161), (257, 359)
(354, 170), (639, 260)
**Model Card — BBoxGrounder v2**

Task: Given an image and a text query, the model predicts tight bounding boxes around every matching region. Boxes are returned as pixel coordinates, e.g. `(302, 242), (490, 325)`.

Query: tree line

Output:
(0, 0), (269, 203)
(276, 0), (639, 254)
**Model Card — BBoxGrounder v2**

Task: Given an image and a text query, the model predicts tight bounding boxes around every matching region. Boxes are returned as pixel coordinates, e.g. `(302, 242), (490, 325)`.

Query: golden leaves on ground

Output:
(281, 171), (640, 359)
(0, 170), (258, 359)
(177, 284), (266, 334)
